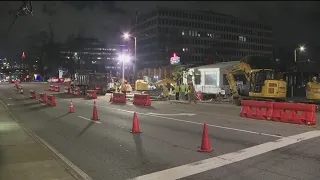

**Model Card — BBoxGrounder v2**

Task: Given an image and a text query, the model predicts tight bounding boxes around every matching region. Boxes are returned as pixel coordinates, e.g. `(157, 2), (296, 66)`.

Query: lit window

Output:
(182, 30), (185, 36)
(189, 30), (192, 36)
(239, 36), (246, 42)
(182, 48), (185, 52)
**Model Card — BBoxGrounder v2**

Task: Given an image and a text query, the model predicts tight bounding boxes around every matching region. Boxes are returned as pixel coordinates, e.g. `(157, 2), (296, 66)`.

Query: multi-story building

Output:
(60, 37), (132, 76)
(60, 37), (109, 73)
(130, 7), (273, 69)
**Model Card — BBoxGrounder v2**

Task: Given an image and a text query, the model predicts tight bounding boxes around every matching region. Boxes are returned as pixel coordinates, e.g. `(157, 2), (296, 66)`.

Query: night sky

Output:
(1, 1), (320, 61)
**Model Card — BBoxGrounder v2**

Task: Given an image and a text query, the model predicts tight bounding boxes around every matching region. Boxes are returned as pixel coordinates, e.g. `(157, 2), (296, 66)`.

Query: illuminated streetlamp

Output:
(294, 45), (306, 63)
(122, 32), (137, 79)
(118, 54), (130, 84)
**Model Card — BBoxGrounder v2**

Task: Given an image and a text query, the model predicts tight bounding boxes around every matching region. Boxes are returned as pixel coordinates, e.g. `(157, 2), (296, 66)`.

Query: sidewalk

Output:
(0, 104), (77, 180)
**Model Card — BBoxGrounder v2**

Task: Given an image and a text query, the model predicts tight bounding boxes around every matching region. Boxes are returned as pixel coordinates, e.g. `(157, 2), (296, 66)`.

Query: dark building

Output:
(104, 44), (132, 77)
(130, 7), (274, 69)
(60, 37), (111, 73)
(60, 37), (131, 76)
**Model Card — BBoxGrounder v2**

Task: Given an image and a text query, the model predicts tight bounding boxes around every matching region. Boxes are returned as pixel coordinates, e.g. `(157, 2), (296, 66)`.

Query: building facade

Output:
(130, 7), (274, 69)
(60, 37), (132, 76)
(60, 37), (109, 73)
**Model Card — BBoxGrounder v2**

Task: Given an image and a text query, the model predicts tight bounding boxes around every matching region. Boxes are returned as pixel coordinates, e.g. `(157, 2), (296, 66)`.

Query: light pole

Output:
(294, 45), (305, 63)
(123, 33), (137, 80)
(291, 45), (306, 97)
(118, 54), (130, 85)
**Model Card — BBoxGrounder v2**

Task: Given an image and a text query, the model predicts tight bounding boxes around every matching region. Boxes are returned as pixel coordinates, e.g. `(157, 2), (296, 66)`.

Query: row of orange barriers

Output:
(110, 93), (151, 106)
(240, 100), (316, 125)
(64, 87), (81, 96)
(48, 85), (60, 92)
(38, 93), (56, 106)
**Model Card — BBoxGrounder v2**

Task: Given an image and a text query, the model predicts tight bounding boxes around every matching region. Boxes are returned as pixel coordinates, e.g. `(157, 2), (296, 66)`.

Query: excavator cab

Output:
(306, 76), (320, 100)
(249, 69), (287, 99)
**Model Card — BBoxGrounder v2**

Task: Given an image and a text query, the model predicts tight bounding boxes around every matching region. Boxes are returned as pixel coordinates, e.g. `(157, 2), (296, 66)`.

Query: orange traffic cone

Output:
(197, 123), (213, 152)
(91, 101), (99, 120)
(69, 100), (75, 113)
(130, 112), (141, 133)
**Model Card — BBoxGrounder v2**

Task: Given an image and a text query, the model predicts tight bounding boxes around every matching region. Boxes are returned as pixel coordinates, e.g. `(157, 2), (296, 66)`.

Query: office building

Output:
(130, 7), (274, 69)
(60, 37), (109, 72)
(60, 37), (132, 76)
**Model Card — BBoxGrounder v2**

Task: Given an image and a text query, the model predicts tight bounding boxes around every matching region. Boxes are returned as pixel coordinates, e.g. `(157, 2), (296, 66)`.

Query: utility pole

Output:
(133, 10), (139, 80)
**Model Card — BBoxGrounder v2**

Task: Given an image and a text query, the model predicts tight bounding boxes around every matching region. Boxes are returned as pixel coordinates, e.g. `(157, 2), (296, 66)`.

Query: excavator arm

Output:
(225, 62), (252, 97)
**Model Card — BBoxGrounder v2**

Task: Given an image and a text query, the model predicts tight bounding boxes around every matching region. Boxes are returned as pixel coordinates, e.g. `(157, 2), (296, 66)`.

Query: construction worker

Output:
(174, 83), (180, 100)
(188, 82), (196, 103)
(162, 84), (169, 99)
(180, 83), (186, 100)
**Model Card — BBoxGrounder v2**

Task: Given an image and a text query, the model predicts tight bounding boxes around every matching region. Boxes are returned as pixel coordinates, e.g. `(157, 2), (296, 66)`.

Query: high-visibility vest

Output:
(180, 85), (186, 92)
(174, 85), (180, 92)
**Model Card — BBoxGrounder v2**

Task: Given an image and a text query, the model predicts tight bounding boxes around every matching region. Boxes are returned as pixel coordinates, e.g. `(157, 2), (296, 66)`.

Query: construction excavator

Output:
(226, 55), (320, 108)
(226, 61), (287, 105)
(306, 77), (320, 101)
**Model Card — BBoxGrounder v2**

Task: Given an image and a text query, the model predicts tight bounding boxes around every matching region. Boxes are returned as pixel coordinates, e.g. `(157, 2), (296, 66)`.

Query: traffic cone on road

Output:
(197, 123), (213, 152)
(69, 100), (75, 113)
(91, 101), (99, 120)
(130, 112), (141, 133)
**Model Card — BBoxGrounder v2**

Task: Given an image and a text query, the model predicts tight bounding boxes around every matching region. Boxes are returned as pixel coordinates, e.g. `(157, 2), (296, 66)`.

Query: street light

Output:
(294, 45), (306, 63)
(122, 32), (137, 79)
(118, 54), (130, 84)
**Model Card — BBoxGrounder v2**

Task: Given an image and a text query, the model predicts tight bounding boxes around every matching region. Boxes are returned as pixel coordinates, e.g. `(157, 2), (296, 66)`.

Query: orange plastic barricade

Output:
(240, 100), (273, 120)
(64, 87), (70, 94)
(111, 93), (126, 103)
(39, 93), (47, 103)
(46, 95), (56, 107)
(29, 90), (36, 99)
(133, 94), (151, 106)
(73, 88), (81, 96)
(49, 85), (54, 91)
(86, 90), (97, 99)
(54, 86), (60, 92)
(272, 102), (316, 125)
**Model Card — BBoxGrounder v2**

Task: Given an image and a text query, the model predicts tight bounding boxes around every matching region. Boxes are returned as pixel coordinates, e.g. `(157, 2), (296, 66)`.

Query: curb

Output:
(0, 99), (92, 180)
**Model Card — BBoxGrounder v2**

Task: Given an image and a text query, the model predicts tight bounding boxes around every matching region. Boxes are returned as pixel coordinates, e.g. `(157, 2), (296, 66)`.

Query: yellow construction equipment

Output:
(306, 77), (320, 100)
(226, 62), (287, 105)
(135, 79), (149, 91)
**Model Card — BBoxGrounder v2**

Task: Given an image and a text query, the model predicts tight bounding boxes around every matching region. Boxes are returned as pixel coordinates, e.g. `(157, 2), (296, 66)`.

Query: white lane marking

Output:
(130, 130), (320, 180)
(66, 99), (282, 138)
(147, 113), (196, 116)
(78, 116), (102, 124)
(0, 100), (93, 180)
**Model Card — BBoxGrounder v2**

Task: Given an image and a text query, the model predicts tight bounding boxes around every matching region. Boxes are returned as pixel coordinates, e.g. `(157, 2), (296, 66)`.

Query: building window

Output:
(181, 30), (185, 36)
(239, 36), (247, 42)
(194, 74), (201, 85)
(205, 72), (217, 86)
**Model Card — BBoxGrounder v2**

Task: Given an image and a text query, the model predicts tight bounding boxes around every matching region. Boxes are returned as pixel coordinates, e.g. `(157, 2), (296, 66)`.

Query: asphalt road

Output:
(1, 82), (320, 180)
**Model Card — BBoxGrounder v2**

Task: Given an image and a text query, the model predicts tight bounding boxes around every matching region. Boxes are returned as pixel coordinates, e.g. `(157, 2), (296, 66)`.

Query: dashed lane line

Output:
(66, 99), (282, 138)
(78, 116), (102, 124)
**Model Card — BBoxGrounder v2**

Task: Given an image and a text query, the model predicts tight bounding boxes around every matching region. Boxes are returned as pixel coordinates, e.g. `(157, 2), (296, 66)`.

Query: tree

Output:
(172, 66), (188, 83)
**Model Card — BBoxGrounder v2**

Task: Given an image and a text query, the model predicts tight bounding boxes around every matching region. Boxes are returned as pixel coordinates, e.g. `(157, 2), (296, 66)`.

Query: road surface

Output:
(1, 82), (320, 180)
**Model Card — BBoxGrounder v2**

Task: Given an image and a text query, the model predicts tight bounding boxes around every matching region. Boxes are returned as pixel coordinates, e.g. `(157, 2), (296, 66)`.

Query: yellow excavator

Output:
(226, 62), (287, 105)
(305, 77), (320, 101)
